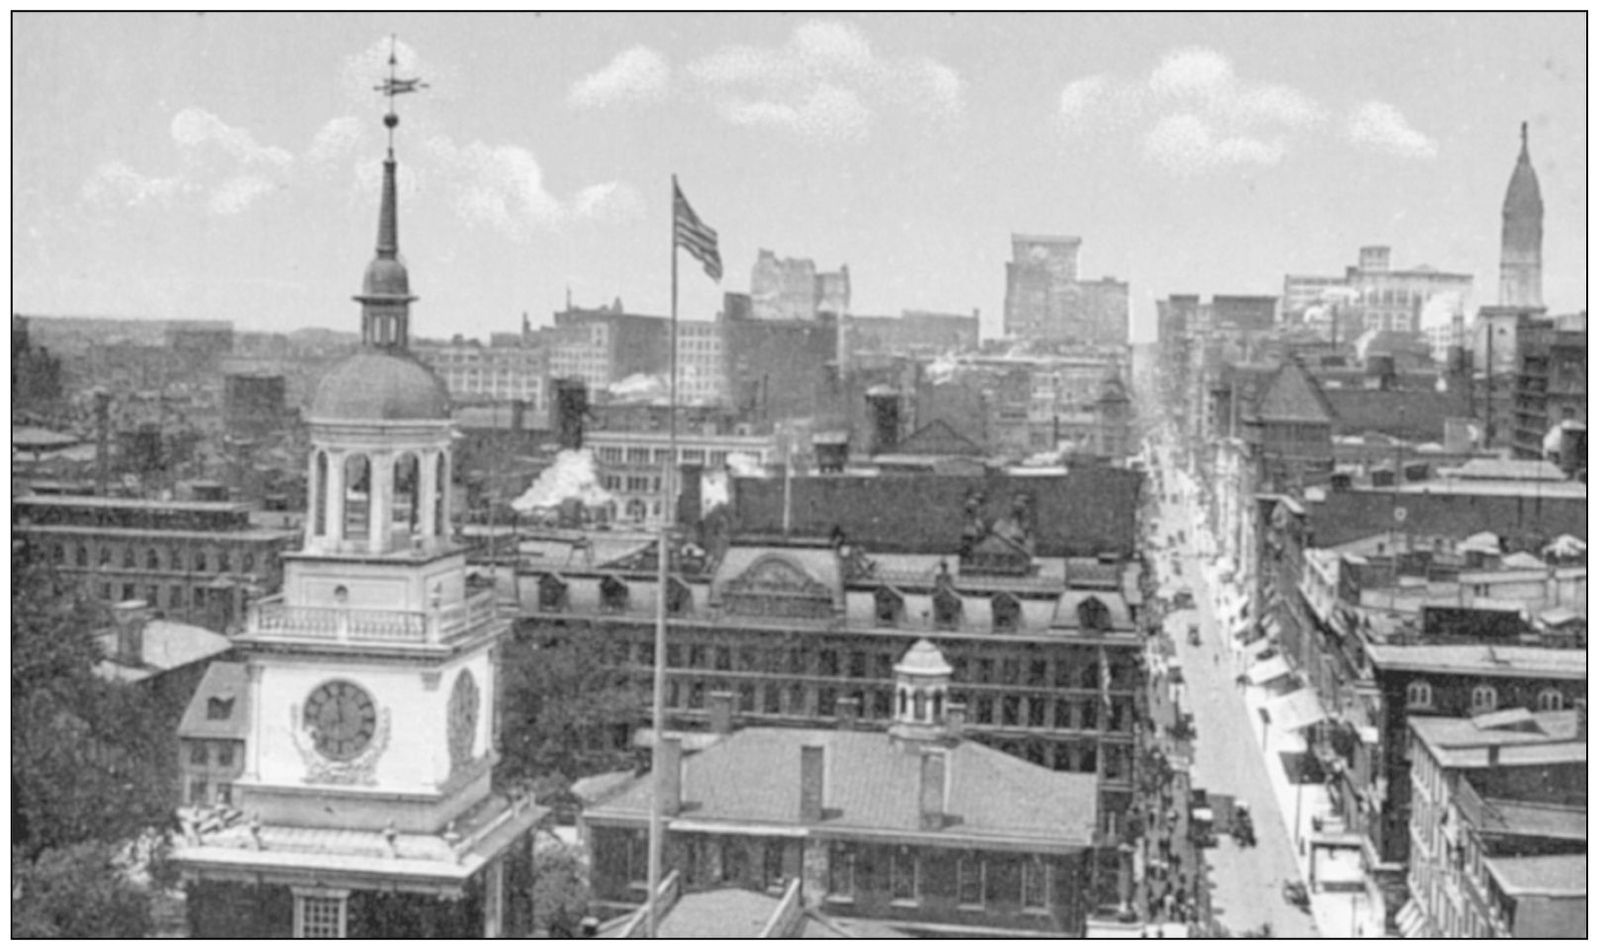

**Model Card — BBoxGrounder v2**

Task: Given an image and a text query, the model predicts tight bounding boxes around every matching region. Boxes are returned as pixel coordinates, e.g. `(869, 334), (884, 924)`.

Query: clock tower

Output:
(173, 46), (543, 939)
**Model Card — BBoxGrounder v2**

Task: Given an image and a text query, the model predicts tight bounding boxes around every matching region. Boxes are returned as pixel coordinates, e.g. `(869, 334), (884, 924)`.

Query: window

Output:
(214, 782), (232, 806)
(992, 594), (1022, 633)
(721, 838), (748, 883)
(1077, 596), (1112, 630)
(188, 778), (209, 805)
(1537, 689), (1565, 711)
(874, 587), (904, 627)
(892, 848), (919, 902)
(294, 891), (349, 939)
(958, 855), (984, 908)
(123, 547), (136, 569)
(764, 684), (781, 715)
(600, 575), (629, 613)
(1406, 680), (1433, 710)
(934, 588), (963, 630)
(626, 830), (648, 883)
(827, 845), (855, 899)
(217, 745), (235, 768)
(146, 549), (160, 571)
(190, 743), (208, 766)
(218, 551), (231, 573)
(1470, 685), (1498, 714)
(194, 551), (207, 572)
(688, 645), (706, 669)
(714, 646), (731, 671)
(1022, 858), (1049, 911)
(75, 545), (88, 567)
(206, 696), (234, 721)
(122, 583), (136, 601)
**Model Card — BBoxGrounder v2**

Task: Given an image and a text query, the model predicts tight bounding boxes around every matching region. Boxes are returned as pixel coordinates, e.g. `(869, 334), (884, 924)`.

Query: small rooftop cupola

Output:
(355, 41), (427, 351)
(890, 638), (952, 743)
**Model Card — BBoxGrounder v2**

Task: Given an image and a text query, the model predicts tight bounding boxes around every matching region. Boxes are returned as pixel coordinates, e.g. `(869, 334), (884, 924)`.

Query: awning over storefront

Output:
(1247, 655), (1293, 686)
(1267, 688), (1328, 732)
(1394, 901), (1430, 939)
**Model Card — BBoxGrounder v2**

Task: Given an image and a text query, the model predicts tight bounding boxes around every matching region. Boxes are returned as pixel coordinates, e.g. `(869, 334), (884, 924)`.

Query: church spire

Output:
(356, 37), (428, 350)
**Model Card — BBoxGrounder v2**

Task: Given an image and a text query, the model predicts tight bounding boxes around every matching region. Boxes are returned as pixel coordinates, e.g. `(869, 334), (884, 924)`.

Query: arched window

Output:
(194, 550), (208, 572)
(343, 454), (371, 540)
(122, 547), (136, 569)
(1406, 680), (1433, 710)
(313, 451), (328, 536)
(146, 549), (160, 571)
(393, 453), (420, 531)
(1470, 685), (1498, 715)
(874, 587), (904, 627)
(243, 553), (255, 573)
(52, 544), (65, 564)
(76, 545), (88, 567)
(1077, 596), (1112, 631)
(218, 550), (231, 573)
(1537, 689), (1565, 711)
(934, 587), (963, 631)
(898, 690), (909, 717)
(537, 574), (568, 613)
(992, 594), (1022, 634)
(666, 577), (692, 617)
(914, 690), (928, 722)
(600, 575), (630, 613)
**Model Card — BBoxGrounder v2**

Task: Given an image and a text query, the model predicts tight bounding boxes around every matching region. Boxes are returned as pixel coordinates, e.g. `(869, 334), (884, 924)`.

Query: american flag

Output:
(673, 179), (722, 282)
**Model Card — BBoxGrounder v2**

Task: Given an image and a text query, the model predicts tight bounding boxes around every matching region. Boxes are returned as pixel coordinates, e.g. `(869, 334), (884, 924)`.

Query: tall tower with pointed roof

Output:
(1499, 122), (1544, 309)
(171, 45), (541, 939)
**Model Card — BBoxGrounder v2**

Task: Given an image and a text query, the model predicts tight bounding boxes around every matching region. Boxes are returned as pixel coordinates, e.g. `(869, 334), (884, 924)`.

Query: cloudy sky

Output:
(13, 12), (1585, 343)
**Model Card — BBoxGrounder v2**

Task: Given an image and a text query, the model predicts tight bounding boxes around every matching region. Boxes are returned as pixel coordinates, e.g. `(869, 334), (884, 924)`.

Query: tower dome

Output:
(309, 351), (449, 422)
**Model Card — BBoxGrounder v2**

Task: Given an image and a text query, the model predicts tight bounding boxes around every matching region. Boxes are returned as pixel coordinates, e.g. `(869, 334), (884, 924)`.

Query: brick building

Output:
(1004, 235), (1129, 345)
(582, 643), (1102, 936)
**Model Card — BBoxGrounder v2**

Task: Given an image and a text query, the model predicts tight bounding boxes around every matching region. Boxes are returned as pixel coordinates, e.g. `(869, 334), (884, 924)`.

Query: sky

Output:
(12, 12), (1587, 344)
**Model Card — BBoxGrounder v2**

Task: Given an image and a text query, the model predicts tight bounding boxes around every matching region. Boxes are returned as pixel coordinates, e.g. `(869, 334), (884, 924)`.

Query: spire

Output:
(356, 36), (427, 350)
(1499, 120), (1544, 309)
(1521, 120), (1529, 156)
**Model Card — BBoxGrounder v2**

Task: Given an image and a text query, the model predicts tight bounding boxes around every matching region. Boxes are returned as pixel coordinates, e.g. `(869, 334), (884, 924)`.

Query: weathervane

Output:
(374, 34), (427, 156)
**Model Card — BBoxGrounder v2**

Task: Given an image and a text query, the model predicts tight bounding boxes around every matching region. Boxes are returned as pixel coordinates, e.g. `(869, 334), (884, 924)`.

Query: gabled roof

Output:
(890, 419), (985, 458)
(178, 662), (250, 740)
(590, 727), (1098, 849)
(94, 620), (233, 683)
(1250, 359), (1334, 424)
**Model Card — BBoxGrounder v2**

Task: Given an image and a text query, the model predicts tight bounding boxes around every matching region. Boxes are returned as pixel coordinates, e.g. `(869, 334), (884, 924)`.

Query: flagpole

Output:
(646, 175), (677, 938)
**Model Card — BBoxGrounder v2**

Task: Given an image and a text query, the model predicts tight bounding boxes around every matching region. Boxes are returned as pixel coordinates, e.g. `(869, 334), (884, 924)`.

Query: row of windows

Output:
(50, 542), (257, 574)
(1404, 680), (1568, 713)
(593, 446), (740, 467)
(97, 581), (227, 610)
(188, 739), (238, 769)
(610, 637), (1134, 691)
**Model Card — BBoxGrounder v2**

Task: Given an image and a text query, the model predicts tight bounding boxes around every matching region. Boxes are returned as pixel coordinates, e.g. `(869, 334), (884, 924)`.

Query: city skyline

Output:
(13, 12), (1586, 344)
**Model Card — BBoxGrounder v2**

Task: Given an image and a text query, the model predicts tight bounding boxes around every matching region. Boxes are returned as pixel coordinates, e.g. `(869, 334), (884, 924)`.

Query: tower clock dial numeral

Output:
(303, 680), (379, 761)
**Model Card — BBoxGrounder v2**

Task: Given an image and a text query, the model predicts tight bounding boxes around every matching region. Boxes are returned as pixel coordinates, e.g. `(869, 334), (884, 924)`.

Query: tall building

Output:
(750, 250), (850, 322)
(171, 92), (540, 939)
(414, 335), (549, 410)
(1498, 123), (1544, 309)
(1004, 235), (1129, 345)
(1284, 247), (1473, 339)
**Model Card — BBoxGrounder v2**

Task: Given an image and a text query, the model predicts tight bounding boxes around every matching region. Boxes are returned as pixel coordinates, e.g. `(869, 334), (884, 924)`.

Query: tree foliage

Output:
(11, 842), (154, 939)
(497, 622), (645, 788)
(11, 548), (179, 858)
(528, 837), (591, 938)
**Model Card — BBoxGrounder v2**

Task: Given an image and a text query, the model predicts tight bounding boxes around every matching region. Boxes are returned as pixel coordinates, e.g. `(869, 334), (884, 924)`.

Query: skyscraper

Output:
(1498, 122), (1544, 308)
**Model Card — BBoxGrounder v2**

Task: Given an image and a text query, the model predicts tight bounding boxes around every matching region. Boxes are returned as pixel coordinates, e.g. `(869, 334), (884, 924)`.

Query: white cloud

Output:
(1058, 75), (1111, 126)
(208, 175), (277, 215)
(170, 108), (293, 169)
(424, 136), (640, 240)
(80, 161), (190, 207)
(1144, 113), (1285, 174)
(307, 116), (368, 167)
(689, 19), (963, 139)
(1348, 101), (1438, 159)
(568, 46), (670, 109)
(1148, 47), (1324, 129)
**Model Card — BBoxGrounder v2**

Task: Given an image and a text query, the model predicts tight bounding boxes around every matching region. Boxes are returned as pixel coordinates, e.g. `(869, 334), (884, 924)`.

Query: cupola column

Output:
(323, 450), (347, 553)
(419, 448), (440, 540)
(368, 450), (394, 553)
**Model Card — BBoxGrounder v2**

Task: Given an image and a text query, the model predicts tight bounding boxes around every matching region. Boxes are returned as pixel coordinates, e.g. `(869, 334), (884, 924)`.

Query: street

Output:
(1153, 477), (1321, 938)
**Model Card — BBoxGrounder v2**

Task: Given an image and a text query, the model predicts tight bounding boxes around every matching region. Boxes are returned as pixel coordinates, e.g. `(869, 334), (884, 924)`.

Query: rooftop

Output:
(1366, 643), (1585, 680)
(590, 727), (1099, 850)
(94, 620), (233, 683)
(1485, 855), (1587, 898)
(178, 662), (250, 740)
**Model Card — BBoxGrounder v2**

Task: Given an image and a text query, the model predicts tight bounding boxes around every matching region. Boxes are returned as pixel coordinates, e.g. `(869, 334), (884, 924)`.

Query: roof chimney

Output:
(918, 749), (948, 831)
(799, 744), (825, 823)
(709, 691), (735, 736)
(657, 736), (683, 818)
(111, 599), (150, 666)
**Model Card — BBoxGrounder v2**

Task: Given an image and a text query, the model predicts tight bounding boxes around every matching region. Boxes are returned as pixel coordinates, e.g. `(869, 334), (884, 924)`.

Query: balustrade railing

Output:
(248, 591), (499, 645)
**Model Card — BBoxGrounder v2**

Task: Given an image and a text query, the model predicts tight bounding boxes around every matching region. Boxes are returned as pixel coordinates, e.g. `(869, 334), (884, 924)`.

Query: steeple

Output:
(355, 37), (427, 351)
(1499, 121), (1544, 309)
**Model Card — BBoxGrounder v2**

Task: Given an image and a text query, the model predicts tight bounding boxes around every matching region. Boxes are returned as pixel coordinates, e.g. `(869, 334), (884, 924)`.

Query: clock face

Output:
(448, 670), (480, 767)
(303, 680), (378, 761)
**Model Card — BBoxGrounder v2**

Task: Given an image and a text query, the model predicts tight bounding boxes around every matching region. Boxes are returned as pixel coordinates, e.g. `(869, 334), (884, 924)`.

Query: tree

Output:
(11, 842), (154, 938)
(11, 548), (179, 857)
(527, 837), (591, 938)
(497, 622), (645, 788)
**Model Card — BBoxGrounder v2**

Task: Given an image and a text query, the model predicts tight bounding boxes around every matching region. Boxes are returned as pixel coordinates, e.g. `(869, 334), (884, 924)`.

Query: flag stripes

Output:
(673, 180), (722, 282)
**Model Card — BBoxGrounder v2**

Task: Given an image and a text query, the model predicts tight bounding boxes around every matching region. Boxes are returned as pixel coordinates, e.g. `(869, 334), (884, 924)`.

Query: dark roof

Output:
(310, 351), (451, 422)
(591, 727), (1099, 849)
(891, 419), (985, 458)
(178, 662), (250, 739)
(1251, 360), (1334, 424)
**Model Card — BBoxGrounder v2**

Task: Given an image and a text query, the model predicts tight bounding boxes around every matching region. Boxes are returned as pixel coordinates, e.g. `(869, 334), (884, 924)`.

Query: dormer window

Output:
(666, 577), (692, 617)
(874, 587), (904, 627)
(1406, 679), (1433, 710)
(1470, 684), (1498, 714)
(206, 697), (234, 721)
(537, 574), (569, 613)
(600, 575), (629, 613)
(1077, 596), (1112, 632)
(992, 594), (1022, 634)
(934, 587), (963, 631)
(1537, 689), (1564, 711)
